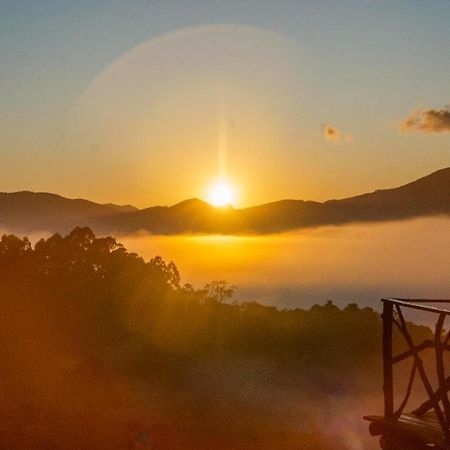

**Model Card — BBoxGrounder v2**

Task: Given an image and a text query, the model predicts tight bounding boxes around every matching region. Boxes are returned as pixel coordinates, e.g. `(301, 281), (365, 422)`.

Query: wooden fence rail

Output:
(365, 298), (450, 450)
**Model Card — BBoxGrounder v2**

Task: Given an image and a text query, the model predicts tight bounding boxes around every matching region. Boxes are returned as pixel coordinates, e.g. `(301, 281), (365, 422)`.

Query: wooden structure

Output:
(365, 298), (450, 449)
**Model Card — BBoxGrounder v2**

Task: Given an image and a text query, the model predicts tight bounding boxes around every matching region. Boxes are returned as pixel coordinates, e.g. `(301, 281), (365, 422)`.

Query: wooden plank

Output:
(364, 414), (446, 448)
(400, 414), (441, 429)
(364, 413), (442, 427)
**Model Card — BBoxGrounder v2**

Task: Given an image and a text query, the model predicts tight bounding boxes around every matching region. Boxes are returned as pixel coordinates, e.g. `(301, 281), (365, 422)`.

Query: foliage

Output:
(0, 228), (432, 450)
(204, 280), (236, 302)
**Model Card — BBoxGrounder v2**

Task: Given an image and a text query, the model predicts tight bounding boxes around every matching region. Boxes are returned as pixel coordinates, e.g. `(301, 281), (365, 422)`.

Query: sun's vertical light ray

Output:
(208, 89), (237, 206)
(217, 89), (228, 178)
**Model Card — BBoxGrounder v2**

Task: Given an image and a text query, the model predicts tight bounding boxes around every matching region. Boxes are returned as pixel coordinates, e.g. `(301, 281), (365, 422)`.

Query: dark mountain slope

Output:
(0, 191), (137, 233)
(0, 168), (448, 235)
(94, 168), (449, 234)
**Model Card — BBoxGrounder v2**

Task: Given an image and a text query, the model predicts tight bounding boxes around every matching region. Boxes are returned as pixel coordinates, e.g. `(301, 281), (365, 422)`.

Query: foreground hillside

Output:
(0, 168), (449, 235)
(0, 228), (431, 449)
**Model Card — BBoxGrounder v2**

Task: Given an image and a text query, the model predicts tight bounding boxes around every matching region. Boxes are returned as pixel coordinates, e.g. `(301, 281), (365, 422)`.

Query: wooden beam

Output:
(393, 340), (434, 364)
(393, 361), (416, 420)
(389, 298), (450, 303)
(435, 313), (450, 427)
(413, 375), (450, 417)
(383, 300), (394, 421)
(383, 299), (450, 316)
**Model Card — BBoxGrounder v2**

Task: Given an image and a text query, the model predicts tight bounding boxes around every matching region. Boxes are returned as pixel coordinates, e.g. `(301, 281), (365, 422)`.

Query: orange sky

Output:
(1, 5), (450, 208)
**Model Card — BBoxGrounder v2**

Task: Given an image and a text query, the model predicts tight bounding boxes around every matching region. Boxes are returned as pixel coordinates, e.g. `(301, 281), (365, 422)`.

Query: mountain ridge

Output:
(0, 168), (448, 235)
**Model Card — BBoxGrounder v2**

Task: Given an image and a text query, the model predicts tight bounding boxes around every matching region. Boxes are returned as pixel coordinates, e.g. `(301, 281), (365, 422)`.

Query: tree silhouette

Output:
(0, 227), (433, 450)
(204, 280), (236, 303)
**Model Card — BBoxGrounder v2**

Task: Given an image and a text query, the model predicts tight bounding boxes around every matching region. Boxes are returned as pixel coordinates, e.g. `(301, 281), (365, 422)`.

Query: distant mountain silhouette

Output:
(0, 168), (449, 235)
(0, 191), (137, 233)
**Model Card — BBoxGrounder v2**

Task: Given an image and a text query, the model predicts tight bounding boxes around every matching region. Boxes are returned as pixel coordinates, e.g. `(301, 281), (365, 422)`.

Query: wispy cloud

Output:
(400, 106), (450, 133)
(323, 125), (354, 144)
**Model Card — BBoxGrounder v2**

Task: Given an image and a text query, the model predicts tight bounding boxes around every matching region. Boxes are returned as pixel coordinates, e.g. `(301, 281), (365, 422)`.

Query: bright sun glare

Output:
(208, 180), (235, 207)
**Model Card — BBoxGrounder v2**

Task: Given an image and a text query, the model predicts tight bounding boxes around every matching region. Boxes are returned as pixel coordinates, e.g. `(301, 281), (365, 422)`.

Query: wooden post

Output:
(382, 300), (394, 421)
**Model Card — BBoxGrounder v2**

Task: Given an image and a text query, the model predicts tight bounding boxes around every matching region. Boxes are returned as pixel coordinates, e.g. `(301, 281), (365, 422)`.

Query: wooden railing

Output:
(382, 298), (450, 445)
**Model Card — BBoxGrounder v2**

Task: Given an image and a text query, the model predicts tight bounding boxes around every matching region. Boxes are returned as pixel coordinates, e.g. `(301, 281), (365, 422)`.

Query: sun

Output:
(208, 179), (236, 207)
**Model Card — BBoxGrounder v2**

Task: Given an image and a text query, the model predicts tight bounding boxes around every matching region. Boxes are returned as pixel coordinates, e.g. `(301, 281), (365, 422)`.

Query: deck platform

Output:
(365, 412), (446, 449)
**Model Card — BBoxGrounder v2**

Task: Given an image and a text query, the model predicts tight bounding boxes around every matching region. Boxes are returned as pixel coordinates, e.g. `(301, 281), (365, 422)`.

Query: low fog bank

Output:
(5, 217), (448, 308)
(119, 216), (450, 309)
